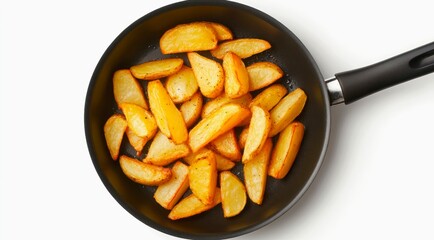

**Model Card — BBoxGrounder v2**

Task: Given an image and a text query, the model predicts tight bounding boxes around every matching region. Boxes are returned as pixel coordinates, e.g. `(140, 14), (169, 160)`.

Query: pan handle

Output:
(327, 42), (434, 105)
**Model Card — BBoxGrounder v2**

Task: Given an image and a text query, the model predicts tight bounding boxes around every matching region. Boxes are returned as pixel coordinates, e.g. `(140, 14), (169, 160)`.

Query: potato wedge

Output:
(220, 171), (247, 218)
(160, 22), (218, 54)
(168, 188), (221, 220)
(206, 22), (233, 41)
(165, 65), (198, 103)
(143, 131), (191, 166)
(214, 153), (236, 171)
(104, 114), (128, 160)
(210, 38), (271, 59)
(148, 80), (188, 144)
(223, 52), (250, 98)
(242, 106), (272, 163)
(269, 88), (307, 137)
(238, 126), (249, 149)
(244, 138), (272, 205)
(180, 91), (203, 128)
(268, 122), (305, 179)
(249, 84), (287, 110)
(209, 129), (241, 161)
(188, 150), (217, 205)
(188, 52), (224, 98)
(125, 127), (148, 155)
(130, 58), (183, 80)
(113, 69), (148, 109)
(120, 103), (157, 139)
(201, 93), (252, 118)
(247, 62), (283, 91)
(188, 103), (250, 153)
(154, 161), (190, 210)
(119, 155), (172, 186)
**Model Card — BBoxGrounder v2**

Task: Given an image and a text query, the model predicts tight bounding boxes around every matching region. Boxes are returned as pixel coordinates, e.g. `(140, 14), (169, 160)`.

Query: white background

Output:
(1, 0), (434, 239)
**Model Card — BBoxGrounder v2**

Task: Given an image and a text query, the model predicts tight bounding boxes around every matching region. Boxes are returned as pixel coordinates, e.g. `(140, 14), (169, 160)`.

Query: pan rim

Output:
(84, 0), (331, 239)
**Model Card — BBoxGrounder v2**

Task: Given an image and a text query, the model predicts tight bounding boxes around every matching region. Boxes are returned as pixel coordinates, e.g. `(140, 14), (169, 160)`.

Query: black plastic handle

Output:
(335, 42), (434, 104)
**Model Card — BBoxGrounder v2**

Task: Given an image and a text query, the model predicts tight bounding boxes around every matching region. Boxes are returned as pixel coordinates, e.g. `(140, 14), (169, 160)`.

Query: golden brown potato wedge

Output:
(247, 62), (283, 91)
(220, 171), (247, 218)
(269, 88), (307, 137)
(249, 84), (287, 110)
(268, 122), (305, 179)
(244, 138), (272, 205)
(214, 153), (236, 171)
(238, 126), (249, 149)
(188, 150), (217, 205)
(209, 129), (241, 161)
(104, 114), (128, 160)
(119, 155), (172, 186)
(201, 93), (252, 118)
(154, 161), (190, 210)
(168, 188), (221, 220)
(180, 91), (203, 128)
(188, 103), (250, 153)
(160, 22), (218, 54)
(223, 52), (250, 98)
(165, 65), (199, 103)
(120, 103), (157, 139)
(113, 69), (148, 109)
(148, 80), (188, 144)
(143, 131), (191, 166)
(130, 58), (183, 80)
(125, 127), (148, 156)
(206, 22), (233, 41)
(188, 52), (224, 98)
(210, 38), (271, 59)
(242, 106), (272, 163)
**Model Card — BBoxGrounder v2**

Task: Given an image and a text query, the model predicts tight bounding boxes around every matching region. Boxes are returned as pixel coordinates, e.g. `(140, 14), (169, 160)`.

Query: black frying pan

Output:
(84, 1), (434, 239)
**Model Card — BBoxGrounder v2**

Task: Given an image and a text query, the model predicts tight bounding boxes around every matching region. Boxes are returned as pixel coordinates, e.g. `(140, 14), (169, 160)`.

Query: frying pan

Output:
(84, 1), (434, 239)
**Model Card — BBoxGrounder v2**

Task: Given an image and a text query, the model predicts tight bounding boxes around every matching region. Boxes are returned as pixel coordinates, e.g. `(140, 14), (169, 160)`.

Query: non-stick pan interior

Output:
(85, 1), (330, 239)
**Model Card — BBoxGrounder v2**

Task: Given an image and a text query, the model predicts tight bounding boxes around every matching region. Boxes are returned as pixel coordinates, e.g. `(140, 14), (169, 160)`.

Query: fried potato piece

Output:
(125, 128), (148, 156)
(119, 155), (172, 186)
(148, 80), (188, 144)
(209, 129), (241, 161)
(120, 103), (157, 139)
(244, 138), (272, 205)
(269, 88), (307, 137)
(238, 126), (249, 149)
(183, 148), (235, 171)
(247, 62), (283, 91)
(210, 38), (271, 59)
(154, 161), (190, 210)
(268, 122), (305, 179)
(165, 66), (198, 103)
(113, 69), (148, 109)
(242, 106), (272, 163)
(104, 114), (128, 160)
(188, 103), (250, 153)
(168, 188), (221, 220)
(206, 22), (233, 41)
(201, 93), (252, 118)
(223, 52), (250, 98)
(249, 84), (287, 110)
(180, 91), (203, 128)
(188, 52), (224, 98)
(160, 22), (218, 54)
(130, 58), (183, 80)
(188, 150), (217, 205)
(143, 131), (191, 166)
(220, 171), (247, 218)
